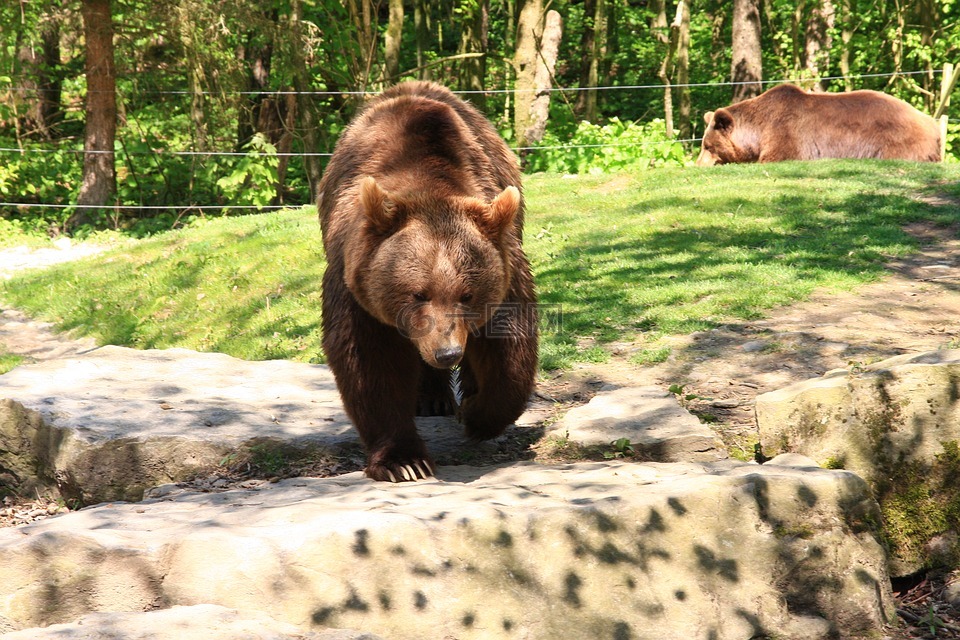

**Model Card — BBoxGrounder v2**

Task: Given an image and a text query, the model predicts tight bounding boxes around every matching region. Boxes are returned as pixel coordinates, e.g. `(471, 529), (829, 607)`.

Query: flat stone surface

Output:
(0, 345), (351, 445)
(551, 386), (726, 461)
(0, 605), (383, 640)
(0, 346), (719, 503)
(0, 461), (894, 640)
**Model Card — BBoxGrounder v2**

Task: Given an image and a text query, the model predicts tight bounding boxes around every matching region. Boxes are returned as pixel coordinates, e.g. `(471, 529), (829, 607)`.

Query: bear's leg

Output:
(458, 329), (538, 441)
(416, 363), (457, 416)
(323, 286), (434, 482)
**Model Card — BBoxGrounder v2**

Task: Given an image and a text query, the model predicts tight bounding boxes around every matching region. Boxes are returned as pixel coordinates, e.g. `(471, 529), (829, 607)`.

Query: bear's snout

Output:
(433, 345), (463, 369)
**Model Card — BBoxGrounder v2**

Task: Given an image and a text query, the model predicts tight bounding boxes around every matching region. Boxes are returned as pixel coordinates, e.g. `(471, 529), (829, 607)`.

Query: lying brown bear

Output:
(318, 81), (539, 482)
(696, 84), (941, 165)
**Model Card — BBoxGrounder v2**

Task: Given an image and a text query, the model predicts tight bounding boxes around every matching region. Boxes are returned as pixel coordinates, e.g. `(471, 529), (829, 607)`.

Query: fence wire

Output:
(0, 69), (955, 214)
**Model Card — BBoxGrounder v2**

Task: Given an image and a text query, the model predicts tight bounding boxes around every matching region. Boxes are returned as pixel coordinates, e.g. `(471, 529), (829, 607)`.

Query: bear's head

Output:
(696, 109), (759, 165)
(344, 176), (521, 369)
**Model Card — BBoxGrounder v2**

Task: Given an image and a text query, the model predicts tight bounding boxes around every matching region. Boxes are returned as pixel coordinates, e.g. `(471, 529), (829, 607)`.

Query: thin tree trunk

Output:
(346, 0), (377, 91)
(658, 2), (685, 137)
(177, 3), (208, 150)
(72, 0), (117, 231)
(523, 9), (561, 146)
(804, 0), (835, 90)
(414, 0), (431, 80)
(39, 19), (63, 136)
(575, 0), (605, 121)
(677, 1), (691, 141)
(385, 0), (404, 81)
(290, 0), (323, 204)
(731, 0), (762, 102)
(513, 0), (542, 149)
(574, 0), (597, 118)
(238, 13), (276, 150)
(458, 0), (489, 109)
(708, 0), (727, 77)
(838, 0), (853, 91)
(791, 2), (804, 77)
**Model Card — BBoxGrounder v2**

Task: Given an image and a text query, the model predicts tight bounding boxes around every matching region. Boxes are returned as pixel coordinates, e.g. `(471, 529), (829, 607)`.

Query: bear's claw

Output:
(370, 458), (435, 483)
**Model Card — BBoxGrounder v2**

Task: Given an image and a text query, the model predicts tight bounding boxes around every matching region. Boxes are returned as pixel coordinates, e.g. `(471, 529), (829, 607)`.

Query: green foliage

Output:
(214, 133), (279, 210)
(603, 438), (635, 460)
(526, 118), (688, 174)
(0, 351), (23, 375)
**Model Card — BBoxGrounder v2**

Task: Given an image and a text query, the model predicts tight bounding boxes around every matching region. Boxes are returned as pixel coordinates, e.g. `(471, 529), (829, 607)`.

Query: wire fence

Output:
(0, 69), (956, 214)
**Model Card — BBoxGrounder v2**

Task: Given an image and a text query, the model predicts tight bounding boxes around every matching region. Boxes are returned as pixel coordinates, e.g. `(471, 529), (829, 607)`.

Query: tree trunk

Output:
(522, 9), (561, 146)
(458, 0), (489, 110)
(513, 0), (542, 149)
(708, 1), (727, 78)
(290, 0), (324, 205)
(385, 0), (404, 81)
(575, 0), (605, 121)
(177, 3), (208, 150)
(38, 19), (63, 136)
(72, 0), (117, 231)
(414, 0), (431, 80)
(574, 0), (598, 118)
(237, 14), (276, 150)
(803, 0), (835, 91)
(676, 0), (691, 141)
(838, 0), (853, 91)
(346, 0), (376, 91)
(658, 2), (685, 138)
(730, 0), (762, 103)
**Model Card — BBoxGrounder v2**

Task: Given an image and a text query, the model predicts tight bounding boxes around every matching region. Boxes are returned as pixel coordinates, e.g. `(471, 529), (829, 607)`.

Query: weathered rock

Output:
(0, 346), (553, 504)
(0, 461), (894, 640)
(0, 605), (382, 640)
(757, 349), (960, 575)
(0, 346), (356, 504)
(551, 386), (727, 461)
(0, 347), (720, 505)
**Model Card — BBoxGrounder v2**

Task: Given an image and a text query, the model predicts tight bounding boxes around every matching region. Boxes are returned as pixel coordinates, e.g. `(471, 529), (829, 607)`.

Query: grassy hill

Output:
(3, 160), (959, 372)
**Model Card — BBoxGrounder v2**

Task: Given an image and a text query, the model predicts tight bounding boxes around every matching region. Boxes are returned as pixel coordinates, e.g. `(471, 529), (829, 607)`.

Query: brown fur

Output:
(696, 84), (942, 165)
(318, 81), (538, 482)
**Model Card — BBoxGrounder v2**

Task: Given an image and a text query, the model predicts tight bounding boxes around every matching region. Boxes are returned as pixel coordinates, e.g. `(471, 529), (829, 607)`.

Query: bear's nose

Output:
(434, 346), (463, 368)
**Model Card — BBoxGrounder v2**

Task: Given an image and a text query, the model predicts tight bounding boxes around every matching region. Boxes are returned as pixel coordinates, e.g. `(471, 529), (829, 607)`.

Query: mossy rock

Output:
(756, 350), (960, 576)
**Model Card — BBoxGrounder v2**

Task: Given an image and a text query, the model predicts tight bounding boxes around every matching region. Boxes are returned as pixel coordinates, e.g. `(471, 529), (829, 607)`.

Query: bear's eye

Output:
(413, 291), (429, 302)
(459, 293), (473, 304)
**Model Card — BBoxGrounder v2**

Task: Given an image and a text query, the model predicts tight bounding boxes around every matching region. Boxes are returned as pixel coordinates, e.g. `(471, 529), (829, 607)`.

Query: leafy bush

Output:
(525, 117), (689, 174)
(213, 132), (279, 209)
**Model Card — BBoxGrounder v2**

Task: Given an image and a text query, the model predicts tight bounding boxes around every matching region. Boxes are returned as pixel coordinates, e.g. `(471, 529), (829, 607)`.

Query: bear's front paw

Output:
(366, 459), (434, 482)
(366, 456), (435, 483)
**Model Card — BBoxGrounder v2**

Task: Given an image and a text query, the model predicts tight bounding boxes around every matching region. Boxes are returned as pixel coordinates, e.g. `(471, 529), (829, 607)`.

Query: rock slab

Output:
(0, 346), (722, 505)
(552, 386), (727, 461)
(756, 349), (960, 575)
(0, 605), (383, 640)
(0, 461), (894, 640)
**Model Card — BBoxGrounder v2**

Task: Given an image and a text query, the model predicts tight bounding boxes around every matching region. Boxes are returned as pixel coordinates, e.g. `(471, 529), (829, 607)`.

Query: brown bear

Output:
(318, 81), (539, 482)
(696, 84), (941, 165)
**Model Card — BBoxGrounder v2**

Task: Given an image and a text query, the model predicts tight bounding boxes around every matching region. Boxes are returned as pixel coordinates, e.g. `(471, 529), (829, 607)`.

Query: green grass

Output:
(1, 160), (958, 370)
(0, 352), (24, 375)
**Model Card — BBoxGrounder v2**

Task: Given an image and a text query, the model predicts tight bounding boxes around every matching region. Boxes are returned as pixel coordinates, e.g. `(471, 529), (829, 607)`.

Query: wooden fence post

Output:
(935, 62), (956, 162)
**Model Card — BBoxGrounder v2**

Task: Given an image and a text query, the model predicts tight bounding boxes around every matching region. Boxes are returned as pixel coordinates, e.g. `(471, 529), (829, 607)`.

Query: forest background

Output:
(1, 0), (958, 238)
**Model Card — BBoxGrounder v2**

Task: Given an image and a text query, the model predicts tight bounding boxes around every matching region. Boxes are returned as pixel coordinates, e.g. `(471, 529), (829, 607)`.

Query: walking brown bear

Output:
(318, 81), (539, 482)
(696, 84), (942, 165)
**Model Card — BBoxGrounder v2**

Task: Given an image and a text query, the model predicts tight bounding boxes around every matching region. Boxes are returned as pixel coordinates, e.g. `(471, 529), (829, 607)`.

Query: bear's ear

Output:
(712, 109), (734, 132)
(703, 111), (715, 125)
(478, 186), (520, 238)
(358, 176), (401, 234)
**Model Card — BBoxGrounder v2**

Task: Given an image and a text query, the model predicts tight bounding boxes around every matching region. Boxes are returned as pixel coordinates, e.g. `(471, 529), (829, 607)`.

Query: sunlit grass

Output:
(2, 160), (958, 371)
